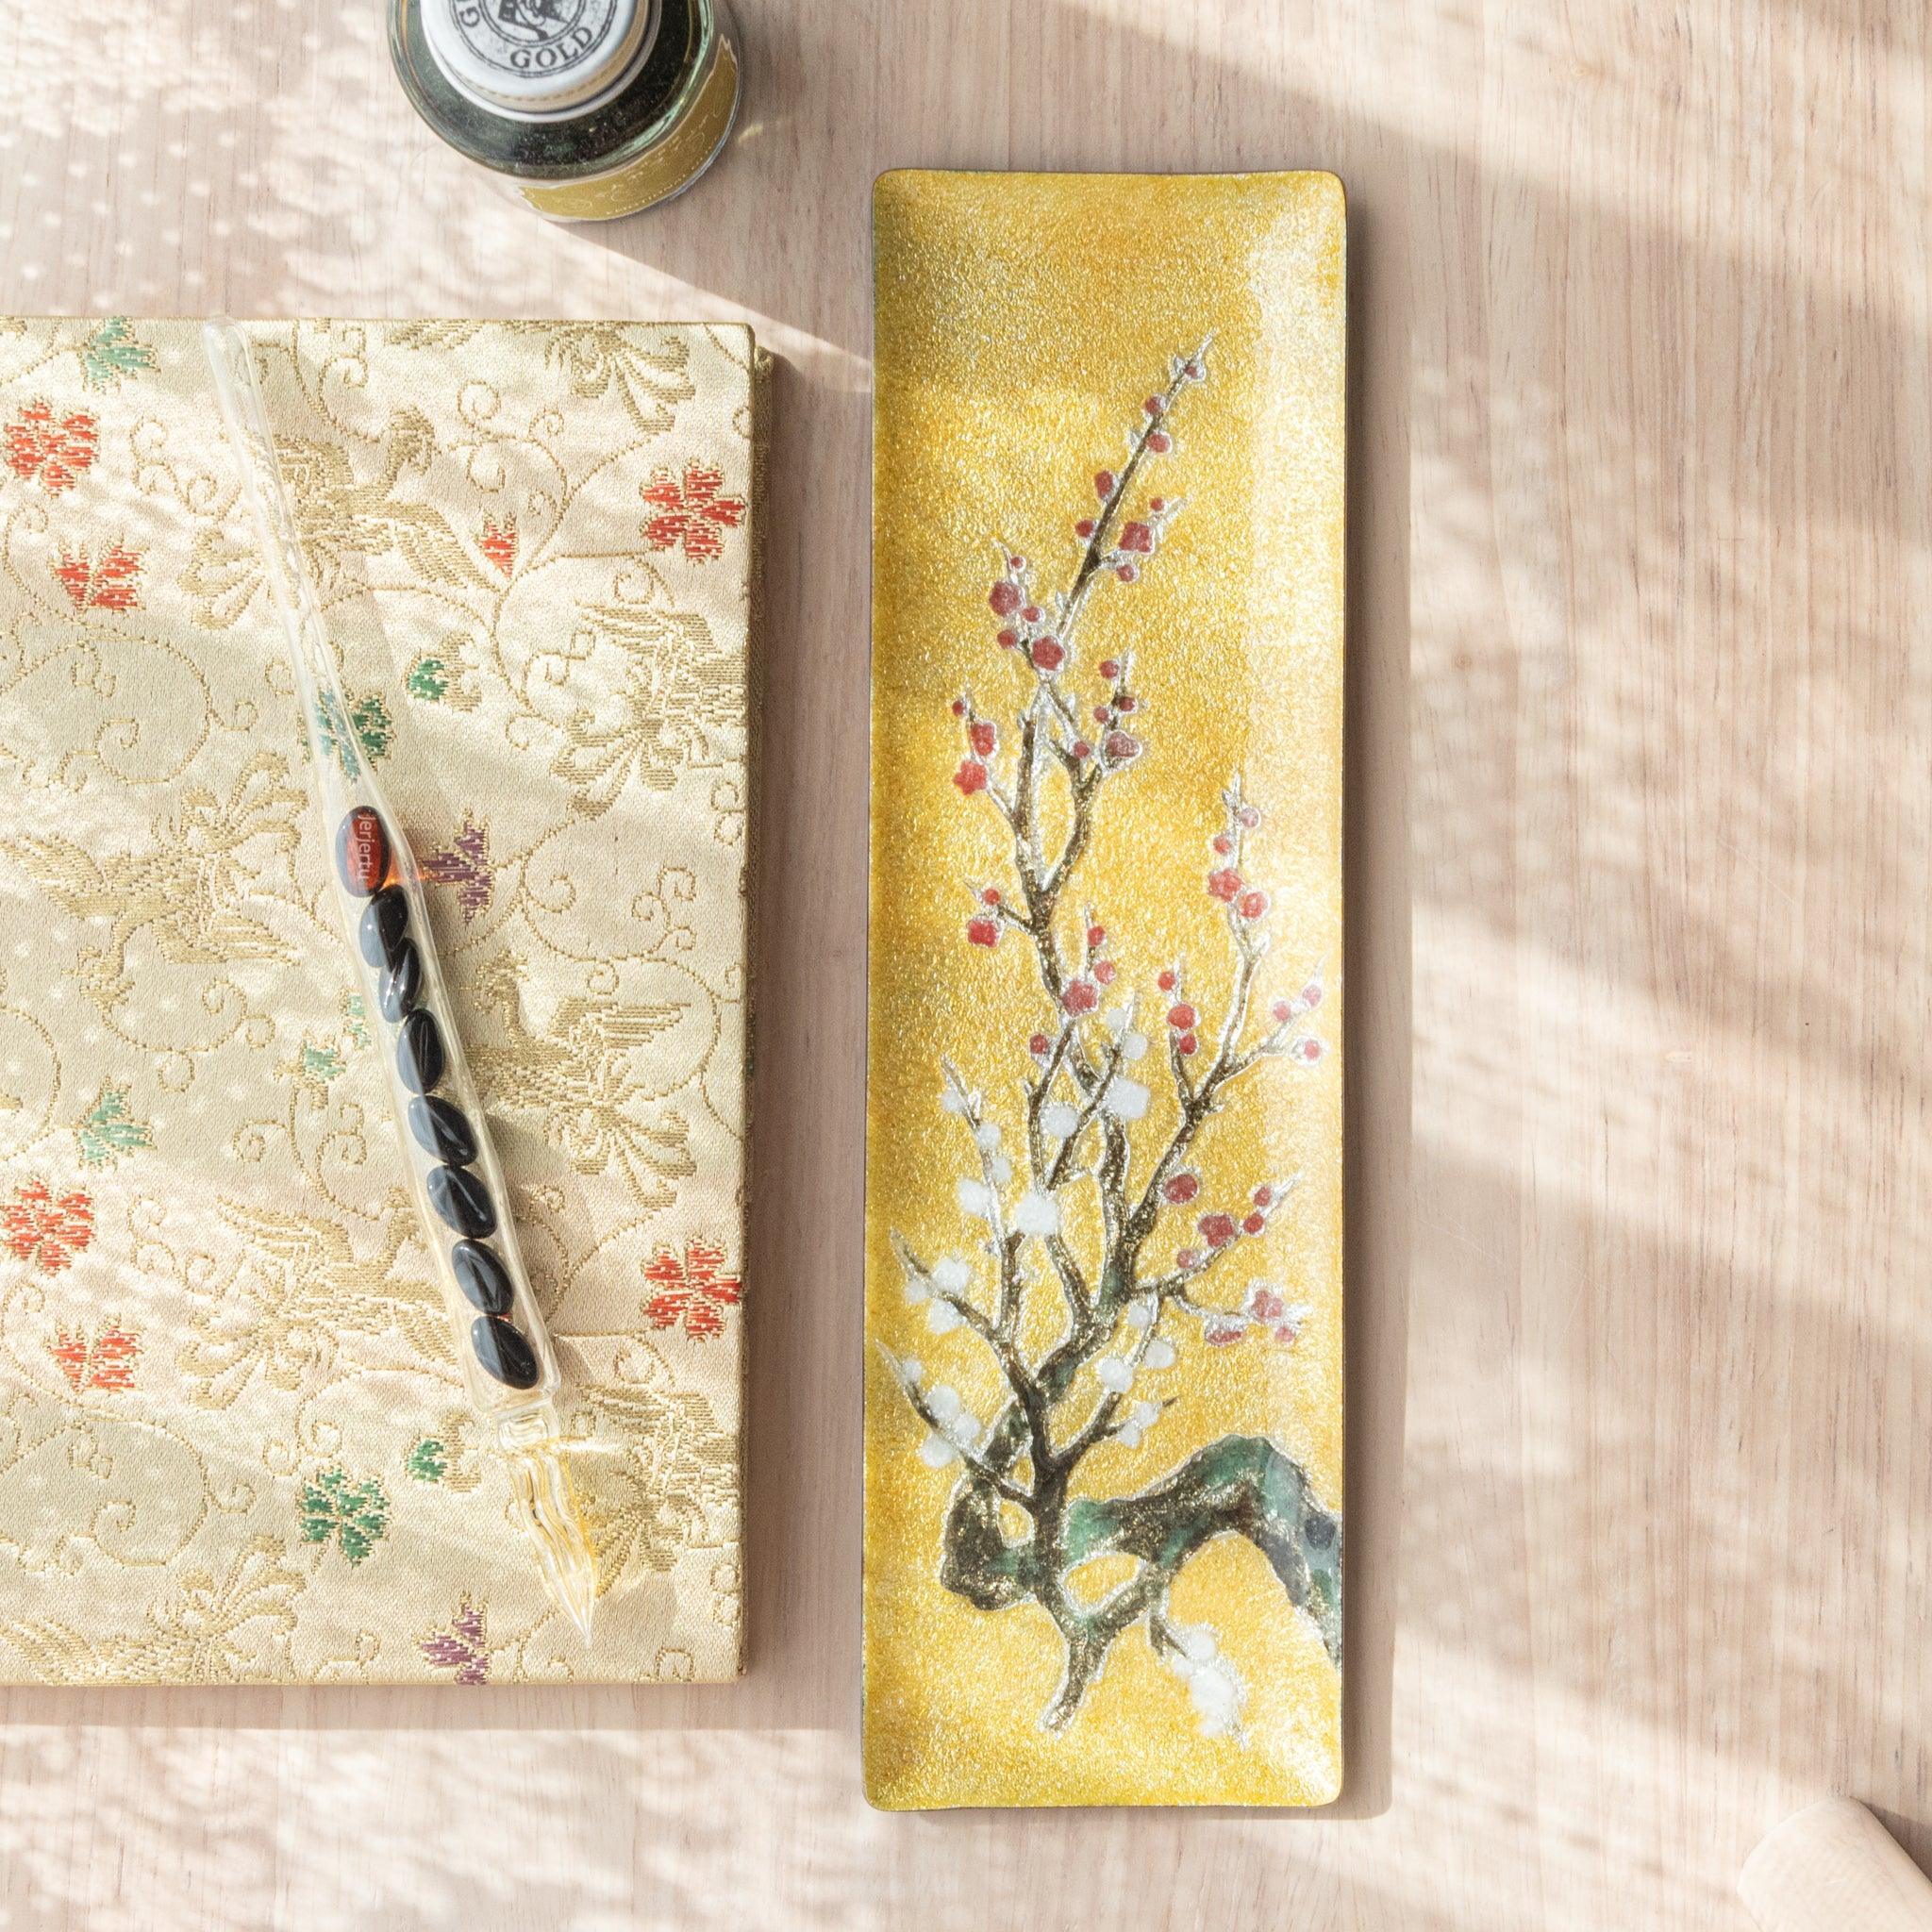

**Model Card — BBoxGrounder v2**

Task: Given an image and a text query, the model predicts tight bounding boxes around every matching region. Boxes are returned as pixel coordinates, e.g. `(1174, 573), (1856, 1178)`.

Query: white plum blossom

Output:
(893, 360), (1341, 1739)
(1187, 1659), (1244, 1737)
(1012, 1190), (1061, 1237)
(917, 1388), (985, 1467)
(1178, 1623), (1218, 1665)
(1165, 1624), (1246, 1738)
(957, 1178), (995, 1220)
(931, 1388), (984, 1449)
(899, 1357), (924, 1385)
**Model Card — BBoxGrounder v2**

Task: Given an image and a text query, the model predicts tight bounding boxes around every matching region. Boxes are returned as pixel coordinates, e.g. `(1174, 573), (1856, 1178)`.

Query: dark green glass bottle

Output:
(389, 0), (741, 221)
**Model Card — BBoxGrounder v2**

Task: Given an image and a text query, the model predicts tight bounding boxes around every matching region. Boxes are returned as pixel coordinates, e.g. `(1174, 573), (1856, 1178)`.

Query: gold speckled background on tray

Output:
(865, 173), (1345, 1806)
(0, 318), (755, 1684)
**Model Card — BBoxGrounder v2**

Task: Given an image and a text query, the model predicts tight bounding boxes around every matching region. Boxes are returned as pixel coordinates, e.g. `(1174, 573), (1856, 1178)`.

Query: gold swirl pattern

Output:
(0, 318), (755, 1684)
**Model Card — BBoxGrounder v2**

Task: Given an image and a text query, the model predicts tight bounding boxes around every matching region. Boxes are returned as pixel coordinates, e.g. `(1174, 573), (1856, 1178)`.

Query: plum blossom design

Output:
(298, 1467), (391, 1567)
(73, 1086), (154, 1168)
(887, 344), (1341, 1735)
(53, 541), (143, 611)
(421, 811), (494, 922)
(49, 1322), (140, 1393)
(4, 400), (97, 494)
(4, 1179), (94, 1274)
(1161, 1619), (1248, 1737)
(312, 690), (392, 773)
(78, 316), (158, 391)
(641, 461), (745, 562)
(642, 1239), (742, 1341)
(478, 511), (518, 575)
(418, 1594), (490, 1684)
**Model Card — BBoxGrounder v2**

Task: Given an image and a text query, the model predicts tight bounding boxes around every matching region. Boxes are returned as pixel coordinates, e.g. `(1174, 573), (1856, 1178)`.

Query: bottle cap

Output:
(422, 0), (658, 121)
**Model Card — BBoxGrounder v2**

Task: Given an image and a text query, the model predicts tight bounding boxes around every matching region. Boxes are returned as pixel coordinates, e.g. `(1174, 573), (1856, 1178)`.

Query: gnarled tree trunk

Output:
(941, 1434), (1341, 1728)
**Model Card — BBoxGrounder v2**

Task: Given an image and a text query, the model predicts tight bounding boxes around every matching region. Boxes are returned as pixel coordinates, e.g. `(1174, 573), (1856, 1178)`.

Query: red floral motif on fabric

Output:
(478, 513), (517, 575)
(3, 1180), (94, 1274)
(49, 1323), (140, 1392)
(641, 462), (745, 561)
(642, 1239), (742, 1340)
(5, 402), (98, 494)
(53, 541), (143, 610)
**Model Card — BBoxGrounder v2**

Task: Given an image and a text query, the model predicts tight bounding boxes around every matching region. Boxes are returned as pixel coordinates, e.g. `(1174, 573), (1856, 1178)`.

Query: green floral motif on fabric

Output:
(72, 1086), (154, 1168)
(79, 317), (158, 391)
(286, 998), (367, 1091)
(406, 656), (450, 702)
(311, 691), (393, 775)
(299, 1467), (390, 1566)
(298, 1042), (344, 1085)
(0, 319), (751, 1689)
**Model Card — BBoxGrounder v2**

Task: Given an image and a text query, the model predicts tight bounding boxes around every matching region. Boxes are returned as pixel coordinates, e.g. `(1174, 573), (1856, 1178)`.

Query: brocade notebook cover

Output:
(864, 173), (1345, 1806)
(0, 318), (755, 1684)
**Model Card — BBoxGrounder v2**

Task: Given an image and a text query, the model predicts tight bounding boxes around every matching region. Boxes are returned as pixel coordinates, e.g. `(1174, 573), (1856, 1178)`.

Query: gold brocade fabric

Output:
(0, 319), (755, 1685)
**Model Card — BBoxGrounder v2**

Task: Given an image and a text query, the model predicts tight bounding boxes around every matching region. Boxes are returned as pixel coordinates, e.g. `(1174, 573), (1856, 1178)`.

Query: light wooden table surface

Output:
(1, 1), (1926, 1926)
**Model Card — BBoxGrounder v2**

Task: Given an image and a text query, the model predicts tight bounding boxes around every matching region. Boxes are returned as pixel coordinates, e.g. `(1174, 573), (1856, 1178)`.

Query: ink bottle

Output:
(389, 0), (741, 221)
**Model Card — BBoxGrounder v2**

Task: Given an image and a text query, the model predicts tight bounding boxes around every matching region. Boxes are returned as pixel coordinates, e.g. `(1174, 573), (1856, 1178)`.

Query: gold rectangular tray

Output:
(864, 171), (1347, 1807)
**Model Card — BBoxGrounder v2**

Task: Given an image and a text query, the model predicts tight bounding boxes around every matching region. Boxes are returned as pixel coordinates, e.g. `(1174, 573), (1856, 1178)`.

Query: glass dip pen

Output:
(203, 319), (598, 1641)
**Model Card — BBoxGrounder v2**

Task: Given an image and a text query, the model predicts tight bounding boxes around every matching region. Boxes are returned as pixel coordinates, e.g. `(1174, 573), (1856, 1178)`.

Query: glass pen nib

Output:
(500, 1410), (598, 1642)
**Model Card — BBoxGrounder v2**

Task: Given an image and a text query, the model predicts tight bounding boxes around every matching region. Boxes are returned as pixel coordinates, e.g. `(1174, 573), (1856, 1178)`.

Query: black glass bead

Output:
(396, 1008), (444, 1094)
(378, 939), (422, 1023)
(427, 1162), (496, 1238)
(336, 806), (391, 897)
(452, 1238), (514, 1315)
(409, 1093), (476, 1166)
(358, 886), (409, 969)
(471, 1315), (540, 1390)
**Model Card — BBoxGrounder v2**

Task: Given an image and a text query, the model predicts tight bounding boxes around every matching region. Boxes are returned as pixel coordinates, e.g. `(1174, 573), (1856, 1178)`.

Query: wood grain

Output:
(0, 0), (1925, 1925)
(1740, 1801), (1932, 1931)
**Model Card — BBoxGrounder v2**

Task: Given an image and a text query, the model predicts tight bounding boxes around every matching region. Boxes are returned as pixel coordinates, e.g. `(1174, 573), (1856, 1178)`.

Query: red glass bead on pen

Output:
(336, 806), (391, 896)
(202, 319), (598, 1641)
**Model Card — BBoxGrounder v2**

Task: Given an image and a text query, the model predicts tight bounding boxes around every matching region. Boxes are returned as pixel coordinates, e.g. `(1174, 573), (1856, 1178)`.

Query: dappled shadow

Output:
(2, 0), (1927, 1925)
